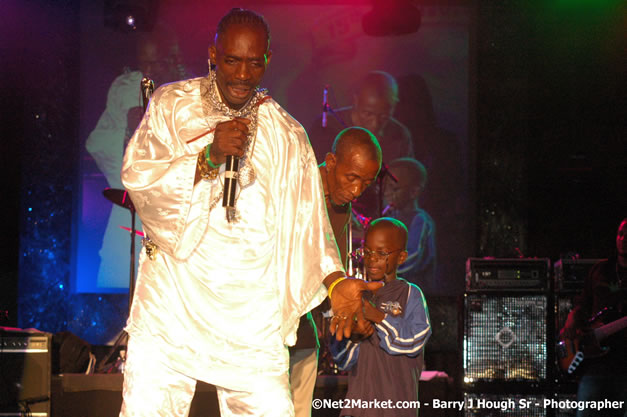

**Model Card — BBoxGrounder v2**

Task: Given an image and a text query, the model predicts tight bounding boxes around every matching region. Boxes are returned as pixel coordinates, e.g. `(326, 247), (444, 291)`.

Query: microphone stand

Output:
(95, 196), (136, 373)
(325, 105), (347, 129)
(349, 208), (371, 280)
(128, 205), (137, 313)
(321, 85), (348, 129)
(97, 77), (153, 373)
(126, 77), (151, 312)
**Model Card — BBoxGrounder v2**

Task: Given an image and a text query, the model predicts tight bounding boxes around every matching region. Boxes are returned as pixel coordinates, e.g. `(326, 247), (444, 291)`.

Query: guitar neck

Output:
(594, 316), (627, 342)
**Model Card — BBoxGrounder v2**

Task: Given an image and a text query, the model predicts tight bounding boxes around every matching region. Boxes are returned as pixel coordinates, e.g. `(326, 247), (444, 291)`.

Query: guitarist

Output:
(560, 218), (627, 417)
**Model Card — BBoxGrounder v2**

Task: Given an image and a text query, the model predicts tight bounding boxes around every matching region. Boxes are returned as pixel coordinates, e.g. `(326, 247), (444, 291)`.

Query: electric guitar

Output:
(557, 314), (627, 375)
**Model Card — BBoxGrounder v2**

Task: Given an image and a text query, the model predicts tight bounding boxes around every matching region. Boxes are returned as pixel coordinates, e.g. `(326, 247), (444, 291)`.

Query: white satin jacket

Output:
(120, 76), (342, 390)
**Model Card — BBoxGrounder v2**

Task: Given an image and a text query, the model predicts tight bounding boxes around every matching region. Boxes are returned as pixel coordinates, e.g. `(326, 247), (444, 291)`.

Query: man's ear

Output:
(265, 50), (272, 66)
(208, 45), (216, 63)
(325, 152), (337, 170)
(398, 250), (409, 266)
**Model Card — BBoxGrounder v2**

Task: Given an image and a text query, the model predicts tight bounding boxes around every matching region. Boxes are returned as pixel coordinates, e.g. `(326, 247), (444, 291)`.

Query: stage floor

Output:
(51, 372), (454, 417)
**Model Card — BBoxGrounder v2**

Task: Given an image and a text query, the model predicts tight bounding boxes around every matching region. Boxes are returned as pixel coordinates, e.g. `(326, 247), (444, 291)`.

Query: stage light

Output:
(104, 0), (159, 32)
(126, 15), (136, 28)
(362, 0), (421, 36)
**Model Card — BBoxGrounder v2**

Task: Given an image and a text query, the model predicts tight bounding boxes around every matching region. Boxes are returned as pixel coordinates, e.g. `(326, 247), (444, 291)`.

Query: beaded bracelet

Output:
(205, 143), (219, 169)
(198, 146), (219, 180)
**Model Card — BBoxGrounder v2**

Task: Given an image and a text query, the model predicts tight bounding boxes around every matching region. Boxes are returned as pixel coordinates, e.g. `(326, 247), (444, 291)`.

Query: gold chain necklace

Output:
(200, 70), (268, 222)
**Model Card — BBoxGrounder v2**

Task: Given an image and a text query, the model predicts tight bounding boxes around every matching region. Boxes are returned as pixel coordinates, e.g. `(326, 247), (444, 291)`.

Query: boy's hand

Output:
(363, 301), (385, 324)
(350, 327), (372, 342)
(353, 308), (374, 338)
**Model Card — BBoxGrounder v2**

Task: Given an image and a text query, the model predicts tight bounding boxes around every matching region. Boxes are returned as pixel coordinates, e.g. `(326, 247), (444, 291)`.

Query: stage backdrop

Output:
(73, 0), (473, 342)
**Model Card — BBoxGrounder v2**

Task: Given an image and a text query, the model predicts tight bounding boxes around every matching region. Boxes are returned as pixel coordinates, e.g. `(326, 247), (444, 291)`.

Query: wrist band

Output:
(205, 144), (219, 169)
(327, 277), (347, 299)
(198, 148), (219, 180)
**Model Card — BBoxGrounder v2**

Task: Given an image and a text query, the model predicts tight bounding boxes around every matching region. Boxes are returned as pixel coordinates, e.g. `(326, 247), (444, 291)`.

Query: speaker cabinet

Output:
(463, 293), (548, 383)
(462, 392), (579, 417)
(466, 258), (550, 291)
(0, 331), (51, 417)
(463, 392), (548, 417)
(553, 259), (599, 291)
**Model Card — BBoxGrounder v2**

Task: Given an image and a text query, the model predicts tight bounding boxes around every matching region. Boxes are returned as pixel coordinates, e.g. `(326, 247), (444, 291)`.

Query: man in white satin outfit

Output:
(119, 8), (381, 417)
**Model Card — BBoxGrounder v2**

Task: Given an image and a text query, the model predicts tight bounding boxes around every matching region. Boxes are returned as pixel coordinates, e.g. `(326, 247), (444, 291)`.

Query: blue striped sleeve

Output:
(328, 337), (360, 371)
(374, 284), (431, 357)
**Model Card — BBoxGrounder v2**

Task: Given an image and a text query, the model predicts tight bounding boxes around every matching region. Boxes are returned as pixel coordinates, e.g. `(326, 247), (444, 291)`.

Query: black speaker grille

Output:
(0, 332), (51, 416)
(463, 393), (547, 417)
(464, 294), (547, 382)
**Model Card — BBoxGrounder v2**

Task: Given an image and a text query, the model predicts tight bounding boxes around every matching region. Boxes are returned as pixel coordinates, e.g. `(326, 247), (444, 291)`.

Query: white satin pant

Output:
(120, 337), (294, 417)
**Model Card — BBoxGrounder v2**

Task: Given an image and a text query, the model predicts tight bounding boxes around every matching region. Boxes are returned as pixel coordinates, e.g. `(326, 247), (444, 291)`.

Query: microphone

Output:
(140, 77), (154, 114)
(322, 85), (329, 127)
(222, 155), (239, 222)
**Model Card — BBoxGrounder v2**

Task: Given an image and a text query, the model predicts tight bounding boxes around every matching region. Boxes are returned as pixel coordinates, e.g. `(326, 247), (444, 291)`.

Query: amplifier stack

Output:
(553, 258), (600, 329)
(0, 330), (52, 417)
(465, 258), (550, 292)
(461, 257), (600, 417)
